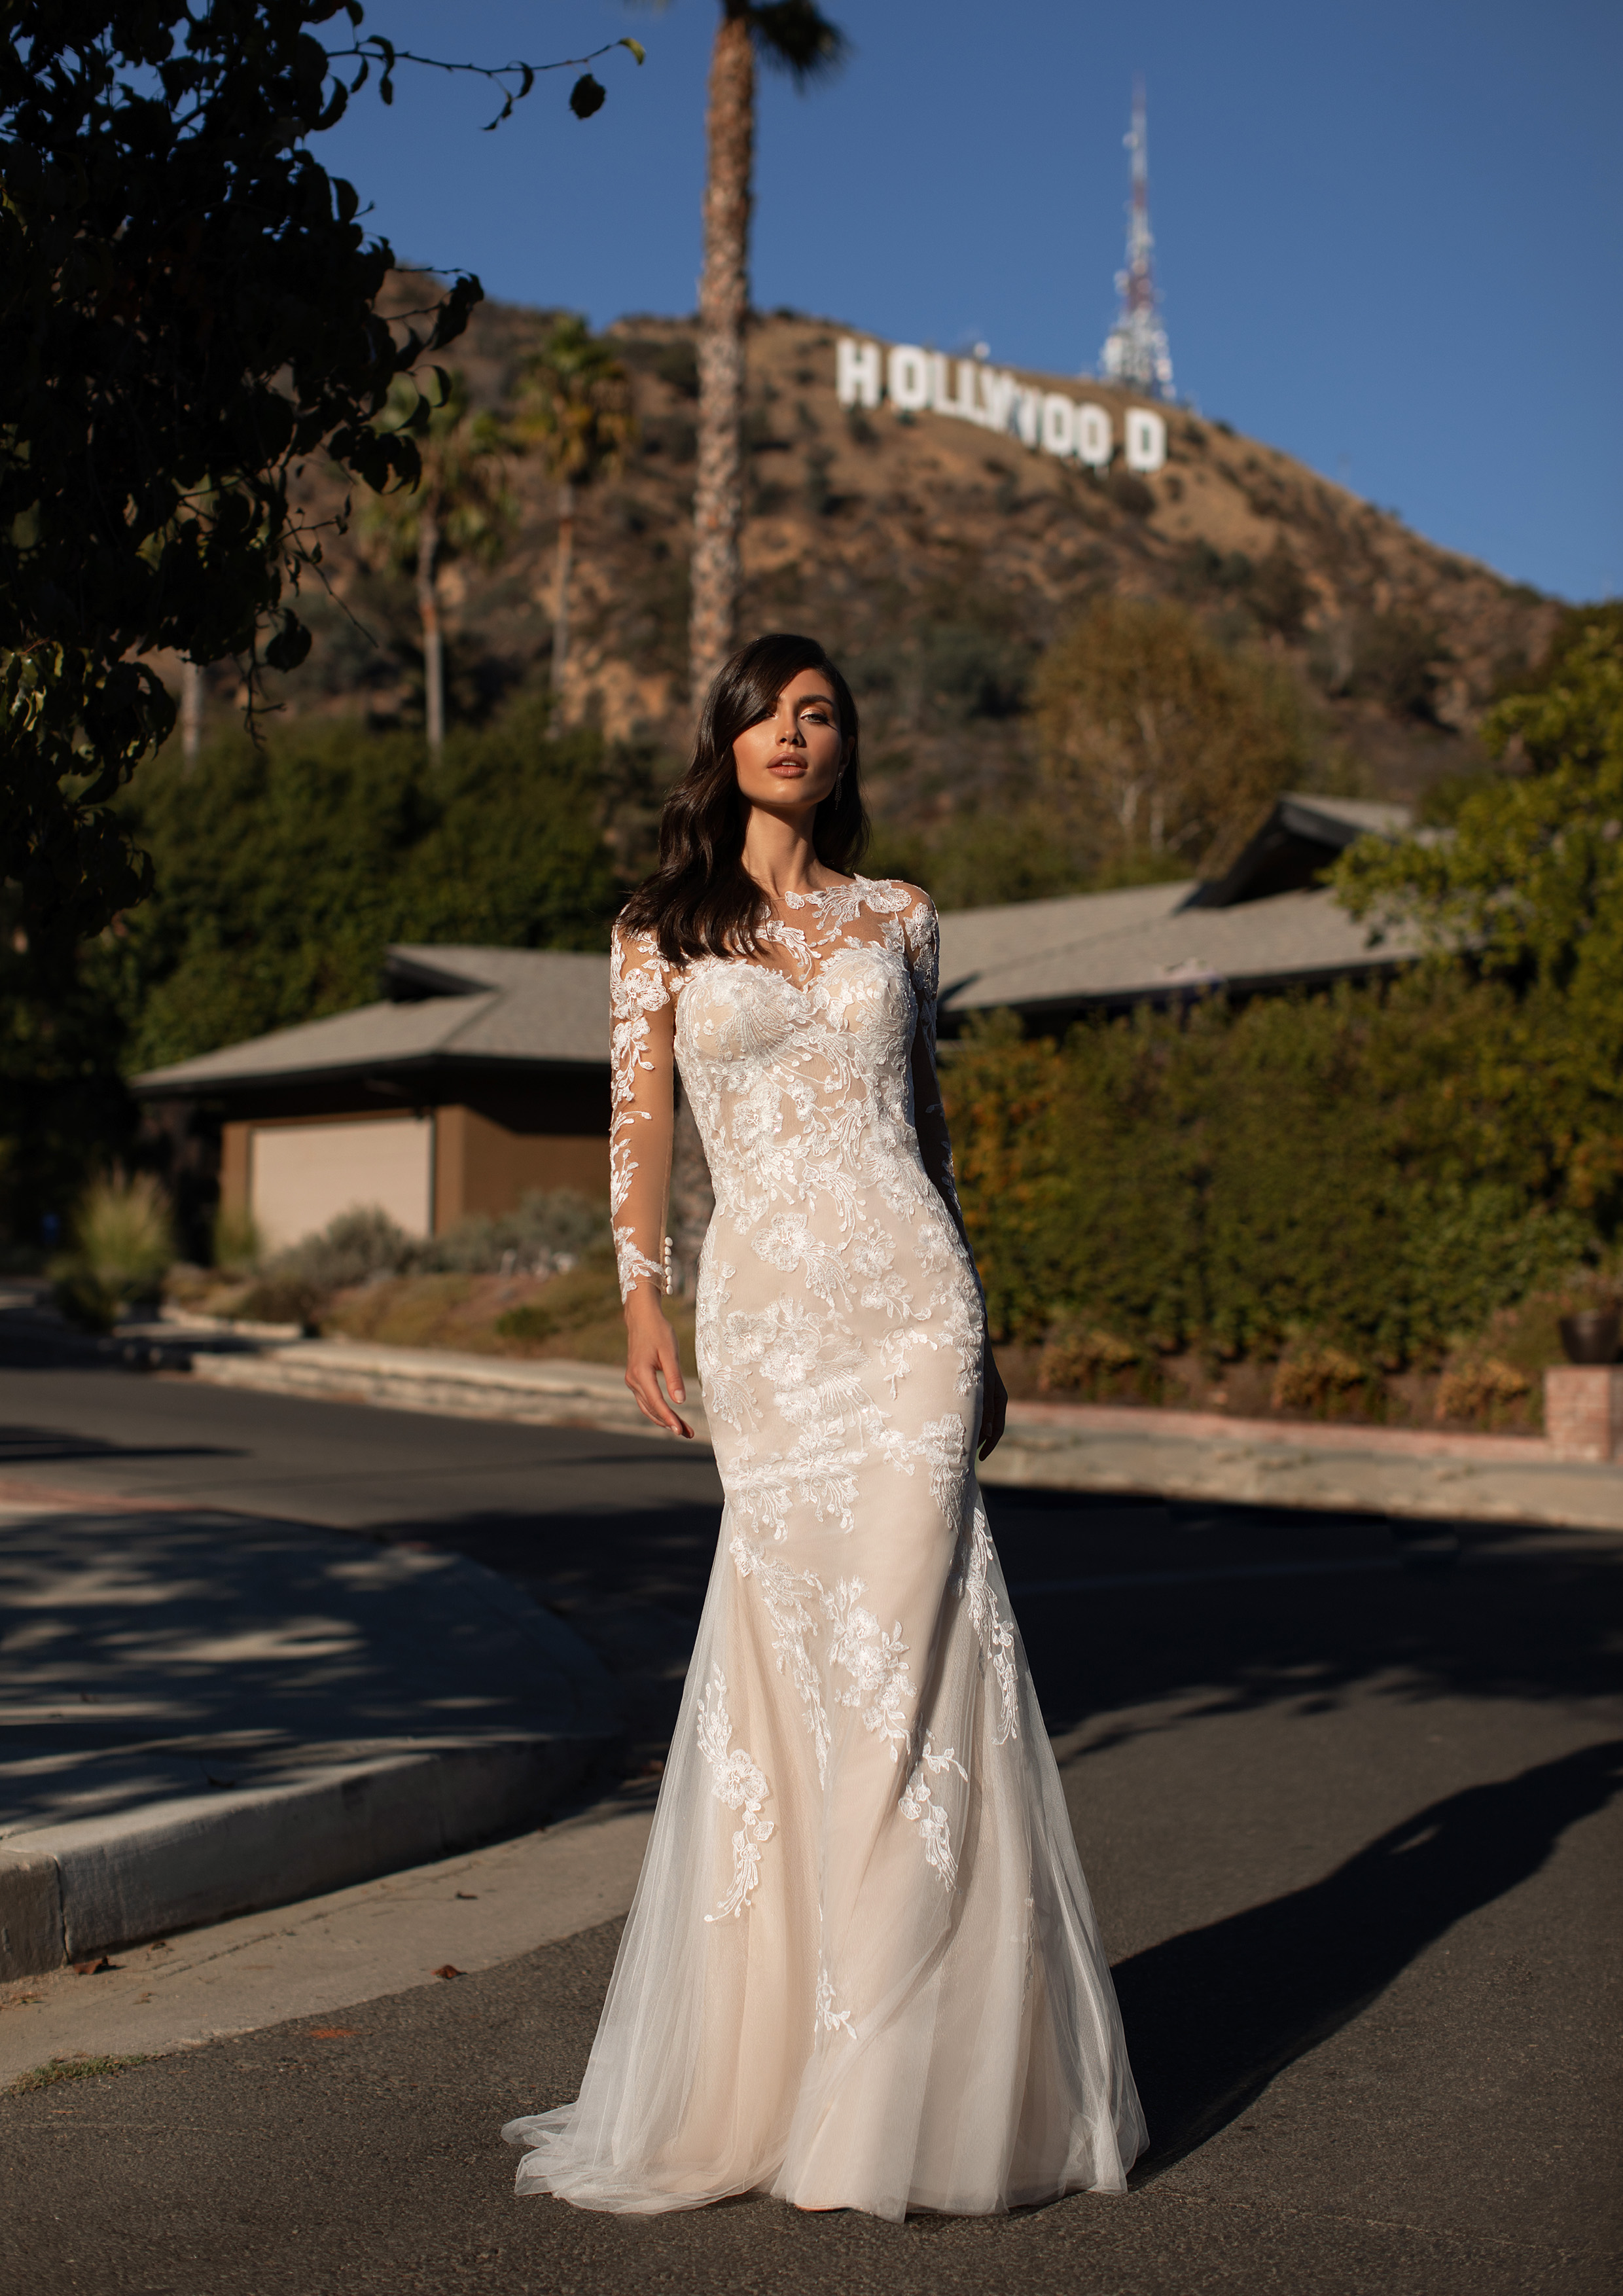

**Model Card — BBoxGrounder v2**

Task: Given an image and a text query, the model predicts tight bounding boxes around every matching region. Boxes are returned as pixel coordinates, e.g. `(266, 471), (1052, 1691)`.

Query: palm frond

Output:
(747, 1), (849, 84)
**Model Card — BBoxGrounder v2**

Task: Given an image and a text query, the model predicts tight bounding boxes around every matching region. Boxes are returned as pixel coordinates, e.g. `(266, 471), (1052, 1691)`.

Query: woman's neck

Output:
(740, 806), (846, 901)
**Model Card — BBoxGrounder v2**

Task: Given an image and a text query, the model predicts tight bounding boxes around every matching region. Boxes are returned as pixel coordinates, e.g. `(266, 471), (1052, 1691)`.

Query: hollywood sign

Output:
(836, 336), (1167, 474)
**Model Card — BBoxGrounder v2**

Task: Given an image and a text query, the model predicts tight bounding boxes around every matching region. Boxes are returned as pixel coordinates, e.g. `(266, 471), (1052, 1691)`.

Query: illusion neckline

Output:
(761, 873), (865, 905)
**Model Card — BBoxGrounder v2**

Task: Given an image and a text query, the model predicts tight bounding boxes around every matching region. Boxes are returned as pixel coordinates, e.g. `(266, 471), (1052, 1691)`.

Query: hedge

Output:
(940, 973), (1603, 1369)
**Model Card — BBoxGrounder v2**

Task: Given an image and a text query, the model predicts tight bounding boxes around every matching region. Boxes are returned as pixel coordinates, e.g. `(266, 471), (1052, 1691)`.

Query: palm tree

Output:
(690, 1), (846, 706)
(362, 375), (514, 755)
(518, 318), (637, 699)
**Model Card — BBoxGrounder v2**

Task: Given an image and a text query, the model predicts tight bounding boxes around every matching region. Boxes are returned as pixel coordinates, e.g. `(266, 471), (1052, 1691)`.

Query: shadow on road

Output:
(0, 1419), (241, 1467)
(1116, 1736), (1623, 2176)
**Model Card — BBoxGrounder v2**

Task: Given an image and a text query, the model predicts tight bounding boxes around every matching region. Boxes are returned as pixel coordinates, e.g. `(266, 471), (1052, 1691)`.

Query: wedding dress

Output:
(504, 875), (1146, 2218)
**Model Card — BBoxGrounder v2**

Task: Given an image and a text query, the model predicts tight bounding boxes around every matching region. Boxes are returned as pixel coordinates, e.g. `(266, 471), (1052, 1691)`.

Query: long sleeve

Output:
(902, 891), (974, 1251)
(609, 919), (676, 1302)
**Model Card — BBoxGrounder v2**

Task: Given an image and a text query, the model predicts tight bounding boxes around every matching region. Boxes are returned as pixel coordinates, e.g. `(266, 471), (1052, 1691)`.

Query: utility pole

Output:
(1099, 78), (1175, 401)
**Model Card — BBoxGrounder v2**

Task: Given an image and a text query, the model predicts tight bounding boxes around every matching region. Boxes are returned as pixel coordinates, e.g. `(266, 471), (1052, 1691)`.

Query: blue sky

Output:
(318, 1), (1621, 601)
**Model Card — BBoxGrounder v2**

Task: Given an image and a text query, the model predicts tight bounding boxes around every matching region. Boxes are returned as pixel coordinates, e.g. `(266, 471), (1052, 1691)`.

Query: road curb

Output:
(1, 1736), (609, 1975)
(185, 1337), (711, 1444)
(0, 1521), (623, 1977)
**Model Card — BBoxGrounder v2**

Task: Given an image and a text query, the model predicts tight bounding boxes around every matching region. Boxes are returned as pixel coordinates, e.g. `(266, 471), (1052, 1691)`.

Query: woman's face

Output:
(732, 668), (849, 814)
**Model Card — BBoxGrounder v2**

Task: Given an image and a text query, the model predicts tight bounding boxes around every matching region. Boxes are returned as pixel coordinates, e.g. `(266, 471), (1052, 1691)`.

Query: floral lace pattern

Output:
(613, 878), (995, 1901)
(501, 878), (1148, 2217)
(696, 1666), (774, 1921)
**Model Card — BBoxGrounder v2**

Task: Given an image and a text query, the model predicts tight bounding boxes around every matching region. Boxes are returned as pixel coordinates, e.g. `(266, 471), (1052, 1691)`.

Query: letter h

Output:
(836, 339), (883, 410)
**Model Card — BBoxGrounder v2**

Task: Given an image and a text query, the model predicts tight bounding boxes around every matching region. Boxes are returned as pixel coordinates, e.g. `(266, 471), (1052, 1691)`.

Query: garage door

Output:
(249, 1117), (433, 1253)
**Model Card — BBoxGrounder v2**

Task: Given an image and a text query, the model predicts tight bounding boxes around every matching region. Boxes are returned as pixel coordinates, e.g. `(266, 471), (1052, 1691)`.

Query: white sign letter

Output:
(836, 338), (882, 410)
(1076, 403), (1113, 469)
(1014, 386), (1041, 448)
(980, 367), (1019, 437)
(888, 344), (931, 412)
(1124, 407), (1167, 474)
(1041, 393), (1077, 459)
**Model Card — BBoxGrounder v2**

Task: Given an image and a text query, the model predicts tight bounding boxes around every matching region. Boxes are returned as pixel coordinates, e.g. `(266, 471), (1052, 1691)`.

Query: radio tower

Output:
(1099, 79), (1175, 400)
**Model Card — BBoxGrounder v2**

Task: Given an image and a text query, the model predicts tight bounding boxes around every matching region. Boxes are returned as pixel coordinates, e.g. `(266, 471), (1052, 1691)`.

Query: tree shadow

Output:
(1113, 1736), (1623, 2176)
(0, 1420), (238, 1466)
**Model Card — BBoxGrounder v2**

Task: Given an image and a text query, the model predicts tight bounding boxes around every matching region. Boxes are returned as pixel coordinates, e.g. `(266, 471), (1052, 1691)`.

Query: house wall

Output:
(432, 1105), (609, 1230)
(216, 1068), (611, 1246)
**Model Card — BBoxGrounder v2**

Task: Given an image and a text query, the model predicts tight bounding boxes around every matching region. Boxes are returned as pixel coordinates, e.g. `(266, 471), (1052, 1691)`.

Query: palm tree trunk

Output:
(552, 478), (576, 696)
(690, 8), (754, 709)
(417, 497), (444, 756)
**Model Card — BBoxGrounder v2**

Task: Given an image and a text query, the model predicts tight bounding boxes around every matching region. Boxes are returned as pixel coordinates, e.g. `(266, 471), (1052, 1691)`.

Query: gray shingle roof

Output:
(132, 794), (1421, 1094)
(132, 949), (611, 1096)
(938, 882), (1418, 1020)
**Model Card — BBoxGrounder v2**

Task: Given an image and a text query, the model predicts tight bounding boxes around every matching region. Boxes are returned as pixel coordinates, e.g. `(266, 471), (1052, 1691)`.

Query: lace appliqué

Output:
(815, 1959), (856, 2040)
(878, 1413), (970, 1522)
(901, 1738), (969, 1890)
(696, 1666), (774, 1921)
(825, 1577), (916, 1760)
(730, 1528), (831, 1782)
(609, 923), (675, 1302)
(954, 1500), (1021, 1744)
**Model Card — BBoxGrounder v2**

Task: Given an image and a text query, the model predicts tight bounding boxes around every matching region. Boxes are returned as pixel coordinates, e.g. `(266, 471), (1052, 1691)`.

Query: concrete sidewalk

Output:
(0, 1480), (619, 1977)
(0, 1795), (653, 2085)
(154, 1324), (1623, 1534)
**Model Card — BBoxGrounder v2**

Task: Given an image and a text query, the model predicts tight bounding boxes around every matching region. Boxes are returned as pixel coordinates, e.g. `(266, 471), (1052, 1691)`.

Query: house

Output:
(132, 794), (1419, 1251)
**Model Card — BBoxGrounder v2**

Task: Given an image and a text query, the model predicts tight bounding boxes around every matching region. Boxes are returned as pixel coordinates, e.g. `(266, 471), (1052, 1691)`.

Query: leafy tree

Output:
(518, 319), (637, 692)
(118, 705), (623, 1074)
(1, 1), (640, 939)
(361, 374), (514, 753)
(690, 1), (847, 703)
(1336, 619), (1623, 1218)
(1035, 596), (1311, 876)
(1336, 624), (1623, 1040)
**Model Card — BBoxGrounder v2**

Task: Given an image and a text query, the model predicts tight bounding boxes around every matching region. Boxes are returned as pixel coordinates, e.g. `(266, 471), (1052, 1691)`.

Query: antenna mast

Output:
(1099, 78), (1175, 400)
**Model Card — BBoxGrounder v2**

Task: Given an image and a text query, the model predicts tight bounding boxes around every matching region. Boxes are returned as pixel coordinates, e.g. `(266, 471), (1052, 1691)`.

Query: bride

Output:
(504, 632), (1146, 2218)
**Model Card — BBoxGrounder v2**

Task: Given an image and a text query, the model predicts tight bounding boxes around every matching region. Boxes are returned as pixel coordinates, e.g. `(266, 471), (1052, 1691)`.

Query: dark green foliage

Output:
(116, 704), (623, 1073)
(1, 1), (484, 937)
(944, 977), (1597, 1369)
(0, 924), (139, 1254)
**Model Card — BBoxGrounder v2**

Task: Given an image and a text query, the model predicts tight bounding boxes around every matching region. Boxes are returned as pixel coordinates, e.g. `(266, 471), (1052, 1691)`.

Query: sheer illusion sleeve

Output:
(902, 889), (974, 1251)
(609, 919), (676, 1302)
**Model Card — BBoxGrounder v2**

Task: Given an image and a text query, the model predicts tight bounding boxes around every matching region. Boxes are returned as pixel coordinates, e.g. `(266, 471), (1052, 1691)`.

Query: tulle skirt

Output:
(503, 1471), (1146, 2219)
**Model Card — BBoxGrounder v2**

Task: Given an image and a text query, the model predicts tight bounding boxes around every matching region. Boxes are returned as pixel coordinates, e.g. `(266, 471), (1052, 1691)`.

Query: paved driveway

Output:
(3, 1357), (1619, 2291)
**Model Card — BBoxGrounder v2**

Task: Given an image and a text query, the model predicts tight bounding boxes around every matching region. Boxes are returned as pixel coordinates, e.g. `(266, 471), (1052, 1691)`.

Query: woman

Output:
(504, 633), (1145, 2218)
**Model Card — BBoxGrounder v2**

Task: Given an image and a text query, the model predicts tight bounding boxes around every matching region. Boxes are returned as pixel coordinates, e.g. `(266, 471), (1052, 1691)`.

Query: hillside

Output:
(251, 283), (1558, 842)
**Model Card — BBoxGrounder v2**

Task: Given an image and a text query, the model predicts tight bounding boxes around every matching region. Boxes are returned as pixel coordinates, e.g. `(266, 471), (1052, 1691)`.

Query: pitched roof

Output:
(132, 949), (611, 1098)
(132, 793), (1420, 1094)
(938, 880), (1419, 1023)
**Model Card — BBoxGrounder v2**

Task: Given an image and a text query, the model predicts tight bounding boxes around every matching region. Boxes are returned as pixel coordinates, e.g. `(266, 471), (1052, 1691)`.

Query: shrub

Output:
(494, 1250), (622, 1347)
(1435, 1357), (1530, 1424)
(51, 1172), (175, 1331)
(942, 971), (1602, 1372)
(211, 1204), (263, 1277)
(1037, 1324), (1140, 1395)
(418, 1190), (609, 1276)
(232, 1272), (328, 1331)
(1270, 1343), (1368, 1416)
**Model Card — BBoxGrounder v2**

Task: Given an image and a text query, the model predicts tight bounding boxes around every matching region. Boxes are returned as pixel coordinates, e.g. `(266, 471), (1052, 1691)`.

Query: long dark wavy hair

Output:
(621, 632), (869, 965)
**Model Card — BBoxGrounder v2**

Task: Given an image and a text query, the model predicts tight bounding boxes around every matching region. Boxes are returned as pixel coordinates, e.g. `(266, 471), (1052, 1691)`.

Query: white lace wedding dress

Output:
(503, 875), (1146, 2217)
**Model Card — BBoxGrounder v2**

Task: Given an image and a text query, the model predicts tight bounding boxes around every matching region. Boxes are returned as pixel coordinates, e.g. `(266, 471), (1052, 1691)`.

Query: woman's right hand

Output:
(624, 1288), (694, 1439)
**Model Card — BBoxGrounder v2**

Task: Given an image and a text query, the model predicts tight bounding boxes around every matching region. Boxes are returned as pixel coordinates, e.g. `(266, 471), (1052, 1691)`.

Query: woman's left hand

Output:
(978, 1348), (1008, 1461)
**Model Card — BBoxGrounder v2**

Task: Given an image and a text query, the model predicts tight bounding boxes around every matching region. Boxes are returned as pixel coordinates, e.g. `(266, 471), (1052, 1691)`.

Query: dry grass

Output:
(320, 1257), (697, 1376)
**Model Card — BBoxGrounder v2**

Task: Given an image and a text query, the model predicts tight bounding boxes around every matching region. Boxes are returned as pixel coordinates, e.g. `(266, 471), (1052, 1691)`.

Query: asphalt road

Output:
(3, 1354), (1620, 2293)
